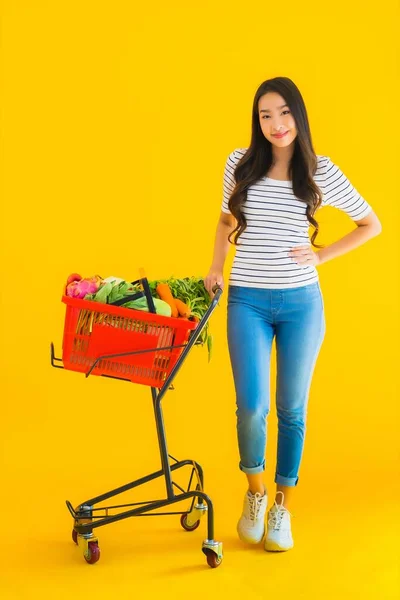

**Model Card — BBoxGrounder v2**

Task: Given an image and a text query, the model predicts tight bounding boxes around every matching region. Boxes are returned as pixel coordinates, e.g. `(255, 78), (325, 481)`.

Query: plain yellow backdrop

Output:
(1, 1), (399, 598)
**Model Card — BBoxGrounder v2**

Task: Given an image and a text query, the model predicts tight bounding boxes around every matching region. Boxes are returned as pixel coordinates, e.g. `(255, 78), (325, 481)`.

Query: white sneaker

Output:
(264, 491), (294, 552)
(237, 489), (268, 544)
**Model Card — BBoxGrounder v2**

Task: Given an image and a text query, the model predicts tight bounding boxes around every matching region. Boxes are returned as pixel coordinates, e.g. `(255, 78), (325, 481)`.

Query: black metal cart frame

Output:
(50, 286), (223, 568)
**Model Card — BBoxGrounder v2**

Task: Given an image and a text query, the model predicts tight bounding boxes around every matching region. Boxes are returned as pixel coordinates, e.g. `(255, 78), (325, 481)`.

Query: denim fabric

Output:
(227, 282), (326, 486)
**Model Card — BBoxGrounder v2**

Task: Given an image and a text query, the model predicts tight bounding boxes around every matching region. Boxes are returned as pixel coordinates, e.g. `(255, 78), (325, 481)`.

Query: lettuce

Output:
(121, 297), (172, 317)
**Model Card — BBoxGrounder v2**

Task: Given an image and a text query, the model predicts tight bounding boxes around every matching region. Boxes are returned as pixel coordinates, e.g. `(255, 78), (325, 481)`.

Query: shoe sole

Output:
(264, 540), (294, 552)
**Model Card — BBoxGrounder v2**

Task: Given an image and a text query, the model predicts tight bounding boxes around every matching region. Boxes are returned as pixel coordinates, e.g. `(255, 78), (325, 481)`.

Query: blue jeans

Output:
(227, 282), (326, 487)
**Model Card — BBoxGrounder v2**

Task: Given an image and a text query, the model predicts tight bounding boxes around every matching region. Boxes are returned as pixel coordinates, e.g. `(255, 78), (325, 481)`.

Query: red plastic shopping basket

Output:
(61, 280), (198, 388)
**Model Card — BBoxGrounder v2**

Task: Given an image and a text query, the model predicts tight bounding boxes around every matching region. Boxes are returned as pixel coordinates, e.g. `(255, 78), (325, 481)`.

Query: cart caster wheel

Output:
(180, 513), (200, 532)
(204, 548), (223, 568)
(72, 529), (78, 545)
(84, 542), (100, 564)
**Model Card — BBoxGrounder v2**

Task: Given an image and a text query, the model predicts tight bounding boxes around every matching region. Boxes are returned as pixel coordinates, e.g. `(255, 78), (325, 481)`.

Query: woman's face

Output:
(258, 92), (297, 147)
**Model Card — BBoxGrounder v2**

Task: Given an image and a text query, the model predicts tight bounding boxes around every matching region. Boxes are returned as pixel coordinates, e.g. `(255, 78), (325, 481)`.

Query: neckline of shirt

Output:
(264, 176), (292, 186)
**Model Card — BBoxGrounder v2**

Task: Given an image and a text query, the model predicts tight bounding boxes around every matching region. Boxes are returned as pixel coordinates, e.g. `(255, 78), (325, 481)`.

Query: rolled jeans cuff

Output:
(239, 460), (265, 475)
(275, 473), (299, 487)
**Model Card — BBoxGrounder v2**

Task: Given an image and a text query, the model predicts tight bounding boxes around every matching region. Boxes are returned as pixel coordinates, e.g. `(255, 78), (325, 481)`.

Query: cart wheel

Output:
(204, 548), (222, 568)
(84, 542), (100, 564)
(180, 513), (200, 532)
(72, 529), (78, 545)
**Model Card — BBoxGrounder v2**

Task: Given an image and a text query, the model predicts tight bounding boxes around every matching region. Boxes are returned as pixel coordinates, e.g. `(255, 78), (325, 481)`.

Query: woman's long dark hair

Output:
(228, 76), (324, 249)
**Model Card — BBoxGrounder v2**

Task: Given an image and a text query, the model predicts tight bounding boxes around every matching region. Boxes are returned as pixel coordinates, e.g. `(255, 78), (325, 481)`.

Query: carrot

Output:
(156, 283), (178, 317)
(174, 298), (191, 318)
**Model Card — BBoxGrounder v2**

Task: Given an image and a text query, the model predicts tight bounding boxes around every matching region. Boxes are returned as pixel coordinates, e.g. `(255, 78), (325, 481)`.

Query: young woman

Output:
(204, 76), (382, 552)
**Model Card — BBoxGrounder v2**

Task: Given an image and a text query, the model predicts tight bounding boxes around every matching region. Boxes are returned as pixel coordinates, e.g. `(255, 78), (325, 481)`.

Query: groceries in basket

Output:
(65, 273), (207, 320)
(64, 272), (215, 361)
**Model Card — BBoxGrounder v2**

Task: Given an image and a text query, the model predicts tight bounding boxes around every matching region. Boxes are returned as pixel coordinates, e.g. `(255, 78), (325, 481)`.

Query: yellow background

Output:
(1, 1), (399, 598)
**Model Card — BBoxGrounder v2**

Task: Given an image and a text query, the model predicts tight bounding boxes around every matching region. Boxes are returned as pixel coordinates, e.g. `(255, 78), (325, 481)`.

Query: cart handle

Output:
(211, 283), (223, 298)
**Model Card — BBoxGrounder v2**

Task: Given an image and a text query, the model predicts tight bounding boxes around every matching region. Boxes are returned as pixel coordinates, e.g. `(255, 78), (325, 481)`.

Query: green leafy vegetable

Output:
(122, 297), (172, 317)
(148, 276), (215, 362)
(92, 281), (113, 303)
(84, 280), (141, 304)
(108, 281), (140, 303)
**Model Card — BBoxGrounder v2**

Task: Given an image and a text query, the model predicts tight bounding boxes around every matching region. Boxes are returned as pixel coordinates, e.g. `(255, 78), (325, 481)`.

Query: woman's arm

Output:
(209, 211), (236, 270)
(289, 211), (382, 266)
(316, 210), (382, 265)
(204, 211), (236, 296)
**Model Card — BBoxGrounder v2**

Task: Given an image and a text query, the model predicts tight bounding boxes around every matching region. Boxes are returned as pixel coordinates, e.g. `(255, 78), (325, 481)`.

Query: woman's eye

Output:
(262, 110), (290, 119)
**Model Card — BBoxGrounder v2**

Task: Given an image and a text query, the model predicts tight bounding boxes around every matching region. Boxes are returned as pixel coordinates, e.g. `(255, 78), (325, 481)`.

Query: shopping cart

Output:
(50, 275), (223, 568)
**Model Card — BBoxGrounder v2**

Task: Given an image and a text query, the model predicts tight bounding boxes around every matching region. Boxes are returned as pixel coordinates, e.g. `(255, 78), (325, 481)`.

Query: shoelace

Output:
(248, 492), (265, 523)
(268, 493), (294, 531)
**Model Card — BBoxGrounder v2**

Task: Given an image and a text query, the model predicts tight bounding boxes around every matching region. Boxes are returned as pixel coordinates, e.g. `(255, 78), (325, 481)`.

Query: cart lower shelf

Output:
(68, 455), (223, 568)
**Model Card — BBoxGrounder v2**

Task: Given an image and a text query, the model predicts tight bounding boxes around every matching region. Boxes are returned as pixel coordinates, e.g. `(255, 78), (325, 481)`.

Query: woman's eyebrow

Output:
(260, 104), (288, 113)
